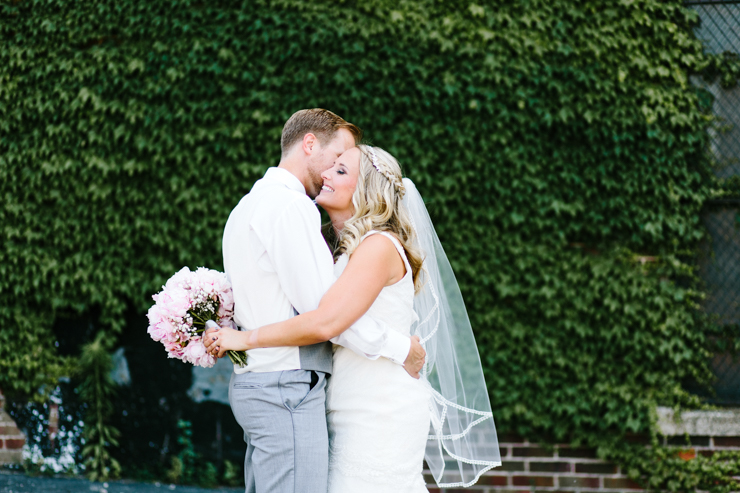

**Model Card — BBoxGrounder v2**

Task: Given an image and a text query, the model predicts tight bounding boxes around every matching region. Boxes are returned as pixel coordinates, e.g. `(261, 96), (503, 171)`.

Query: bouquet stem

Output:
(204, 319), (247, 368)
(227, 350), (248, 367)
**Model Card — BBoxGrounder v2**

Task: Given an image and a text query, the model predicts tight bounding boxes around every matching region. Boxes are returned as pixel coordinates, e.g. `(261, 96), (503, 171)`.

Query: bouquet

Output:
(146, 267), (247, 368)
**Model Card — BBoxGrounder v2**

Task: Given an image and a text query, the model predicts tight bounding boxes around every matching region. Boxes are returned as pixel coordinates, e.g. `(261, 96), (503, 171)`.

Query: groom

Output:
(211, 109), (426, 493)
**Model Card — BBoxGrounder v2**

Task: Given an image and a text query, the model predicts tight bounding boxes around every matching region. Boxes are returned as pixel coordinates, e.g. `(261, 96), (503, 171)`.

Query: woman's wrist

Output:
(244, 328), (259, 351)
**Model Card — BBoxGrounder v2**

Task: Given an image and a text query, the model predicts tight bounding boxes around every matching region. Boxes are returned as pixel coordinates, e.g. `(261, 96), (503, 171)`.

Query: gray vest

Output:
(239, 308), (333, 374)
(298, 341), (333, 374)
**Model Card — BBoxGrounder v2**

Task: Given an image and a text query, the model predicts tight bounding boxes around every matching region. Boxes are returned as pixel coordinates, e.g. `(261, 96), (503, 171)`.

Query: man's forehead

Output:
(332, 128), (356, 150)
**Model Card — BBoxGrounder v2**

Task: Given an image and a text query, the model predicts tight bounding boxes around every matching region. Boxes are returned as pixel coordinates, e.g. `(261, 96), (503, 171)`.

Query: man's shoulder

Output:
(247, 182), (315, 215)
(235, 185), (317, 237)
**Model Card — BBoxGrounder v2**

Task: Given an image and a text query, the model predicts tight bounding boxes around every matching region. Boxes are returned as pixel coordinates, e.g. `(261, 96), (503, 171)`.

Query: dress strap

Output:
(360, 230), (412, 275)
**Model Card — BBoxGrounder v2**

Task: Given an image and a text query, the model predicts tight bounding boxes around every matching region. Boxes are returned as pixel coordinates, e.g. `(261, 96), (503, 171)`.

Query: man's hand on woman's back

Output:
(404, 335), (426, 379)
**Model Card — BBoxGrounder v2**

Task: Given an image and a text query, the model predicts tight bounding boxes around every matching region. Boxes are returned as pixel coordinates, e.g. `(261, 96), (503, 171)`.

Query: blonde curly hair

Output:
(332, 145), (424, 292)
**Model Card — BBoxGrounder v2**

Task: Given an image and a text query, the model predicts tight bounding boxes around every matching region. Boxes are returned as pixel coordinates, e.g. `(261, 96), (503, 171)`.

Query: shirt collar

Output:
(262, 167), (306, 195)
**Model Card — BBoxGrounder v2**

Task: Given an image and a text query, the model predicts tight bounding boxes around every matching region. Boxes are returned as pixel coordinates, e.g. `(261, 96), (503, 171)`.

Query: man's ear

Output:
(302, 133), (318, 155)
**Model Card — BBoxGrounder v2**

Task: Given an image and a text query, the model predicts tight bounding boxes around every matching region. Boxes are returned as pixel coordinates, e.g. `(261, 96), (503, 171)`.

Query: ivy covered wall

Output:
(0, 0), (723, 458)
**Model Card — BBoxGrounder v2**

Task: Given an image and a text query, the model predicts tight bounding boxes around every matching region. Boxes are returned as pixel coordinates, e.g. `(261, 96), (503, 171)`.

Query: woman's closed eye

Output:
(337, 169), (347, 175)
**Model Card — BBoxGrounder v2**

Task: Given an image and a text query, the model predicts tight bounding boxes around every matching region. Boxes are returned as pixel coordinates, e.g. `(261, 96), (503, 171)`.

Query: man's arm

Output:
(256, 198), (421, 370)
(330, 317), (410, 365)
(207, 233), (426, 377)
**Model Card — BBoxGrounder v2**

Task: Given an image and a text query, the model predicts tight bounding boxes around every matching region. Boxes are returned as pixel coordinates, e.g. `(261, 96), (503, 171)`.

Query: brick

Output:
(0, 449), (23, 465)
(714, 437), (740, 447)
(625, 433), (651, 445)
(604, 477), (643, 490)
(676, 449), (696, 461)
(699, 450), (715, 458)
(0, 426), (19, 436)
(530, 461), (570, 473)
(575, 462), (618, 474)
(498, 461), (525, 472)
(513, 446), (554, 457)
(480, 475), (508, 486)
(498, 432), (526, 443)
(666, 436), (709, 447)
(0, 439), (3, 449)
(5, 439), (24, 449)
(559, 477), (600, 488)
(557, 447), (597, 458)
(513, 476), (555, 487)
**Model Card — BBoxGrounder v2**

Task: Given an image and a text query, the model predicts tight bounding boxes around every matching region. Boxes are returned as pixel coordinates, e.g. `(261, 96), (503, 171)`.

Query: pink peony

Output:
(164, 340), (185, 359)
(147, 321), (169, 342)
(147, 266), (235, 368)
(157, 288), (191, 318)
(183, 337), (215, 368)
(165, 267), (192, 289)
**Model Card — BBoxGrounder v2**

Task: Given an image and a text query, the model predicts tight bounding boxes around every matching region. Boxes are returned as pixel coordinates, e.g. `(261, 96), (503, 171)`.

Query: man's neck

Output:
(277, 155), (309, 193)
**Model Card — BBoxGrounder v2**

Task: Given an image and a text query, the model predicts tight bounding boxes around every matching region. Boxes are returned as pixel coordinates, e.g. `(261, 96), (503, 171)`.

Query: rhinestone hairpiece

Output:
(370, 148), (381, 173)
(367, 146), (406, 198)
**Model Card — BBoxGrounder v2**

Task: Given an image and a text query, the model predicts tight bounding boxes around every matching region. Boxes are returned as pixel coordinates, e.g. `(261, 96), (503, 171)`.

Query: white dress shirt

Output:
(222, 167), (411, 373)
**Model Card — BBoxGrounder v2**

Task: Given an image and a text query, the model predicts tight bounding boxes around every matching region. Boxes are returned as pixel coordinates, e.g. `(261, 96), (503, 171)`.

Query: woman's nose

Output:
(321, 169), (331, 181)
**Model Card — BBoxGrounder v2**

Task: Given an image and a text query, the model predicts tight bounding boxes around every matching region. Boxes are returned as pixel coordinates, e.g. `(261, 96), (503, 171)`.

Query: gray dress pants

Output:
(229, 369), (328, 493)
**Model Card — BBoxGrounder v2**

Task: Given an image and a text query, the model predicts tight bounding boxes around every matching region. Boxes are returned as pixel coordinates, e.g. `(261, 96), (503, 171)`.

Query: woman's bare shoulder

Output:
(355, 231), (399, 255)
(351, 232), (406, 281)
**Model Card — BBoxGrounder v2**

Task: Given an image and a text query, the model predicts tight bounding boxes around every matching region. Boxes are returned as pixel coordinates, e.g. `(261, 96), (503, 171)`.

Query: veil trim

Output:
(402, 178), (501, 488)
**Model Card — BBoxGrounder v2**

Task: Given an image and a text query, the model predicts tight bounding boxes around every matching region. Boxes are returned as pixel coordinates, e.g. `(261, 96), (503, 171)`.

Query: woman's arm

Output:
(204, 234), (406, 355)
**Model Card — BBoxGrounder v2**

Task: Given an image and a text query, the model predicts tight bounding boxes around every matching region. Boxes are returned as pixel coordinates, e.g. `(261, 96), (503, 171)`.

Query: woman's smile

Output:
(315, 147), (360, 215)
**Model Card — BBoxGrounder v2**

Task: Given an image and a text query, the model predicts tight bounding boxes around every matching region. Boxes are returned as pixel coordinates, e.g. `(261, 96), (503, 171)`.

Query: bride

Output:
(206, 144), (501, 491)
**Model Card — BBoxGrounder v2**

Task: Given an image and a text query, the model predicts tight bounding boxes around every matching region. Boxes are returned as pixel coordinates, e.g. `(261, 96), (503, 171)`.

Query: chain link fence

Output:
(700, 207), (740, 326)
(688, 0), (740, 404)
(699, 205), (740, 404)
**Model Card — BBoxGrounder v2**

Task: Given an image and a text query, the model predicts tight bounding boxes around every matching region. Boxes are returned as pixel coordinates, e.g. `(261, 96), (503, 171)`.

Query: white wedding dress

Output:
(327, 231), (431, 493)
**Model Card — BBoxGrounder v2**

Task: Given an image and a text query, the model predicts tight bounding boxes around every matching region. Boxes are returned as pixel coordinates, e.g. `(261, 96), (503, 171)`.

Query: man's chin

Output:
(307, 183), (323, 200)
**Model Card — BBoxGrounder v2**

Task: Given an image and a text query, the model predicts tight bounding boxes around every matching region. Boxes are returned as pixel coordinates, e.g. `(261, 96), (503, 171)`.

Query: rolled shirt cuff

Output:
(383, 330), (411, 365)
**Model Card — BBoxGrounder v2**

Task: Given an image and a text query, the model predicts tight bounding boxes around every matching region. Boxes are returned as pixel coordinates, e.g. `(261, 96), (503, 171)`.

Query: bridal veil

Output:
(402, 178), (501, 488)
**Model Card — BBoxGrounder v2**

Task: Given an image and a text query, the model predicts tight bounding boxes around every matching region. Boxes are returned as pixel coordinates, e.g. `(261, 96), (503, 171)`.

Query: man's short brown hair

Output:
(280, 109), (362, 157)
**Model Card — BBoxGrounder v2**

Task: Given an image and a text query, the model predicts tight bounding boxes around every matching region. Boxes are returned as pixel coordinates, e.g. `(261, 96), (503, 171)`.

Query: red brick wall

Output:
(425, 433), (740, 492)
(0, 390), (25, 464)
